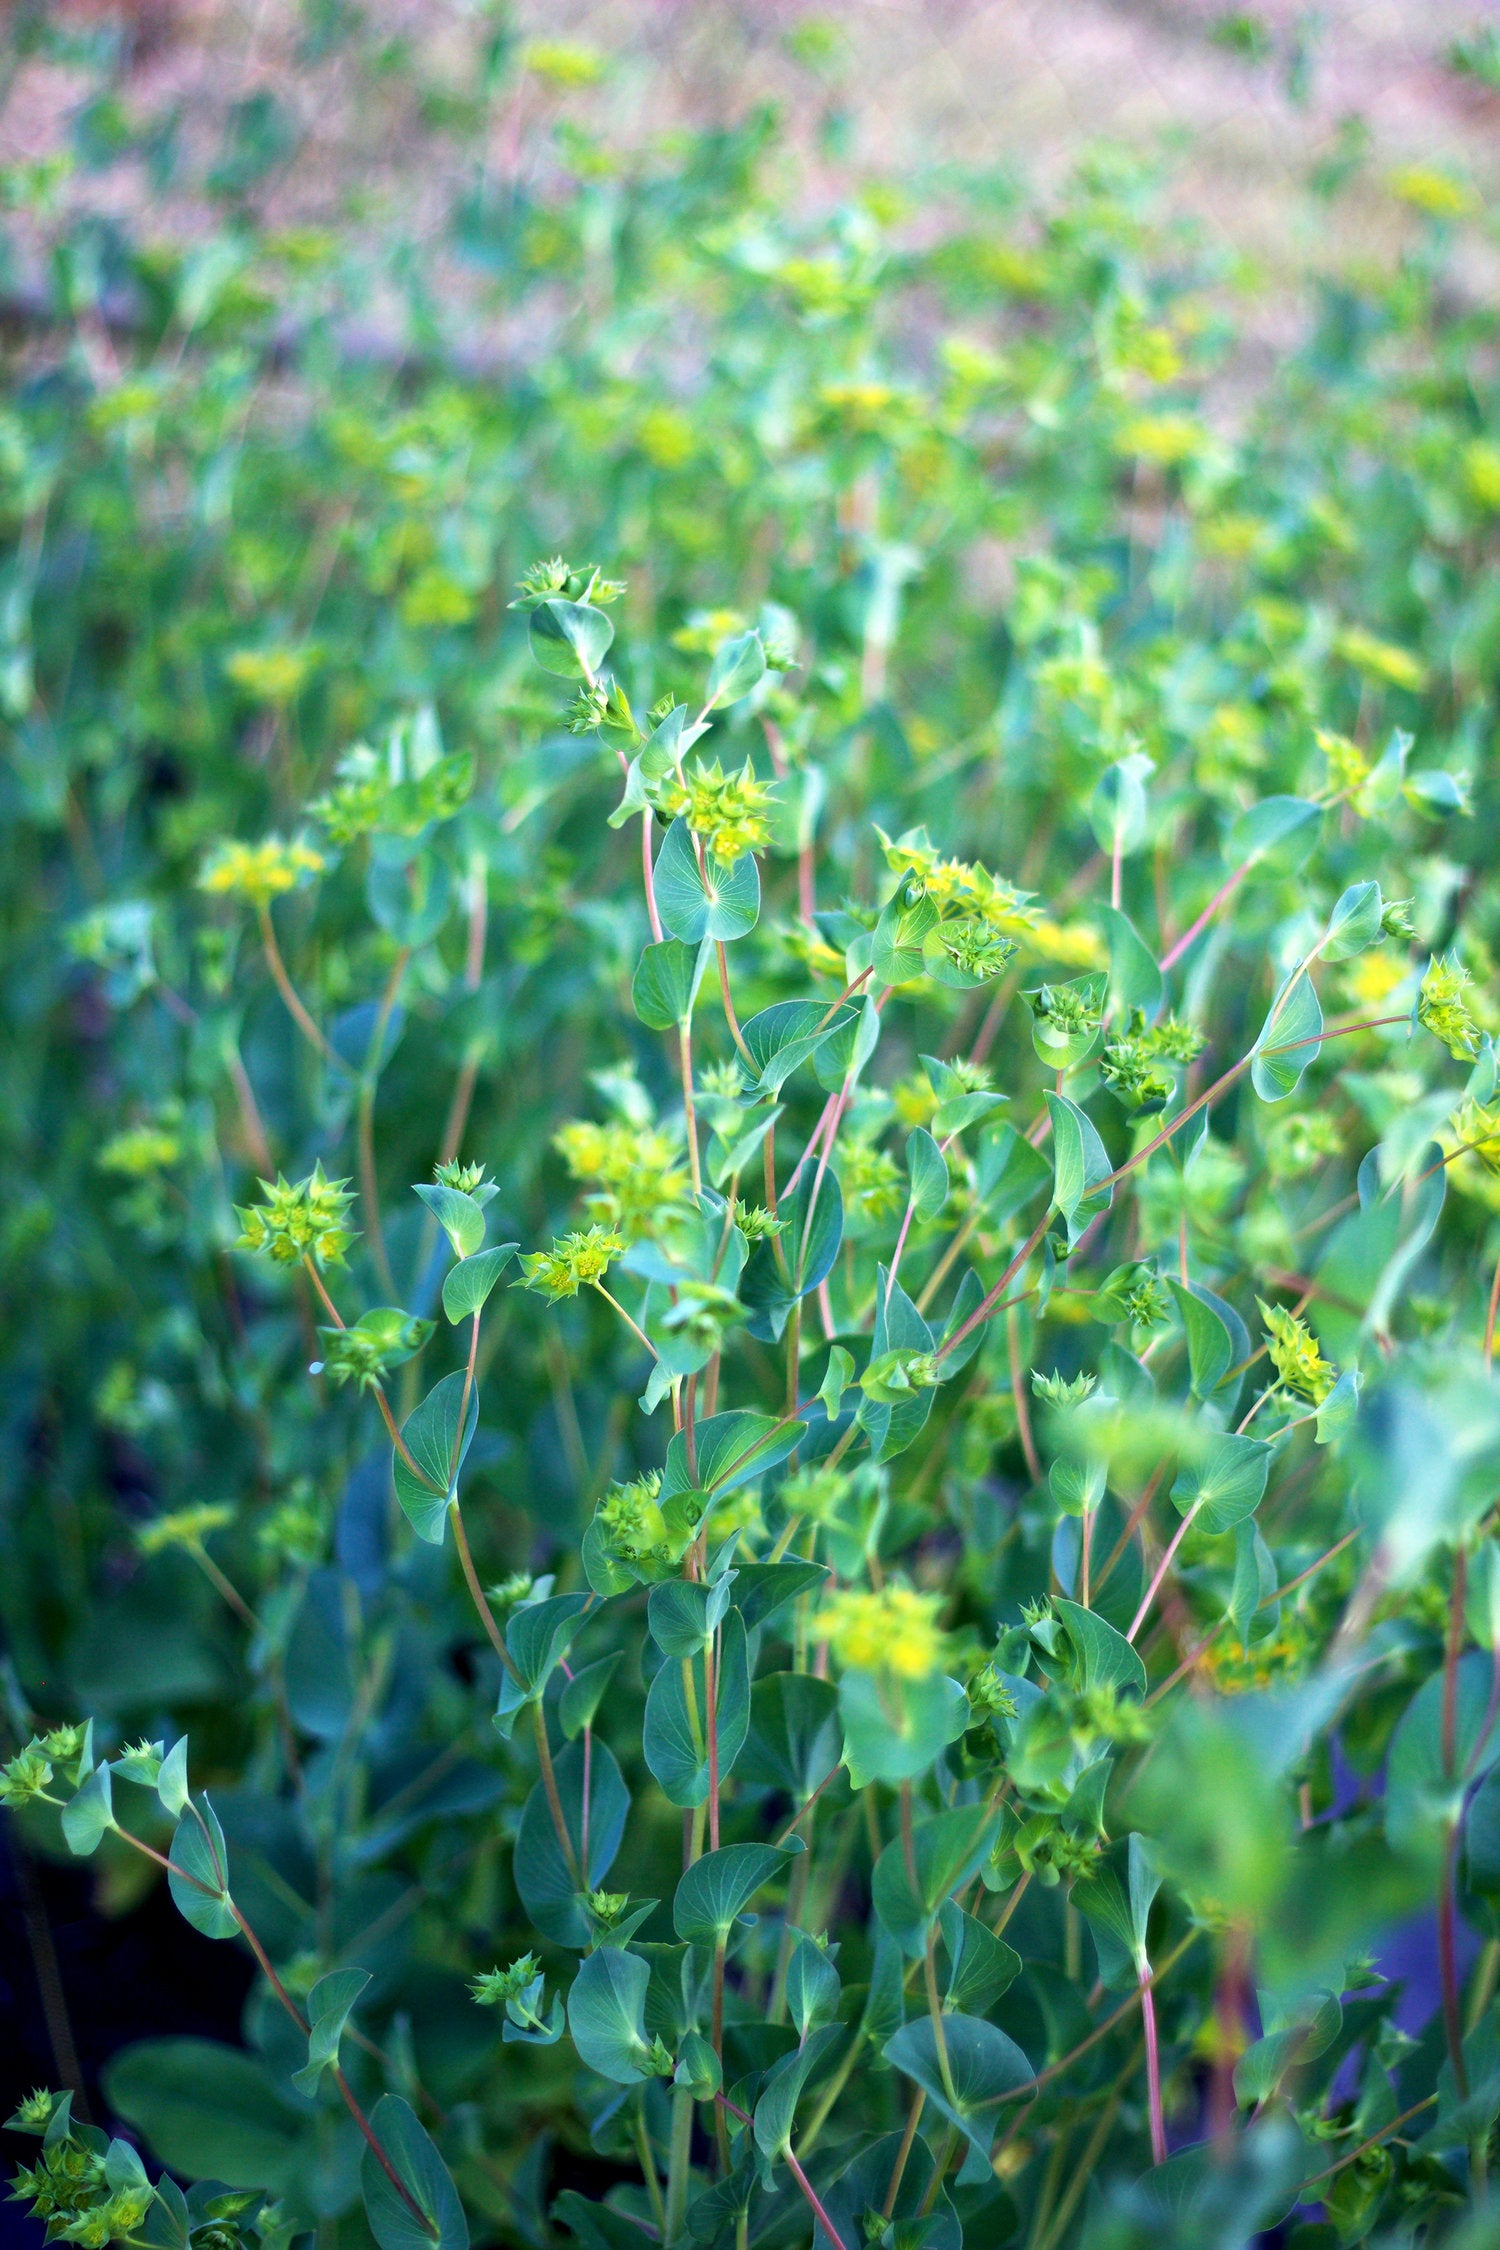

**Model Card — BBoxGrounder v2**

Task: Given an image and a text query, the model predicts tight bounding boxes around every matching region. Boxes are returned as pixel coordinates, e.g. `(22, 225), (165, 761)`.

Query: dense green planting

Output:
(8, 15), (1500, 2250)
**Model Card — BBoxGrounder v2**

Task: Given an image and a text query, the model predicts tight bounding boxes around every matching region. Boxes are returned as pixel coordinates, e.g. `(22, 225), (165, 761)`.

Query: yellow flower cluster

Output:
(555, 1119), (689, 1241)
(519, 1224), (624, 1301)
(1418, 955), (1483, 1061)
(841, 1140), (905, 1221)
(1333, 626), (1427, 693)
(875, 827), (1038, 940)
(236, 1166), (357, 1267)
(816, 1585), (948, 1680)
(199, 835), (324, 907)
(137, 1502), (235, 1556)
(1258, 1302), (1336, 1405)
(657, 758), (776, 864)
(97, 1122), (181, 1177)
(779, 1461), (855, 1526)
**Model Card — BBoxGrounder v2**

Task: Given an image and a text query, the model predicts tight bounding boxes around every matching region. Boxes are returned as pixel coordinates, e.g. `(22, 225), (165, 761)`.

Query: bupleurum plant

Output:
(8, 25), (1500, 2247)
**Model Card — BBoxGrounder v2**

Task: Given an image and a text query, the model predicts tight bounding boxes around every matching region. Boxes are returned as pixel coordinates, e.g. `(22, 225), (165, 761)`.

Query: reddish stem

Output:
(1140, 1969), (1167, 2166)
(1128, 1507), (1196, 1643)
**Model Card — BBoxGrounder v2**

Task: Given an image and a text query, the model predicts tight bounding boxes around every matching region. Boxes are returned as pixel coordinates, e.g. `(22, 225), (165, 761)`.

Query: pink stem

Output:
(1128, 1508), (1196, 1643)
(786, 2145), (851, 2250)
(642, 810), (664, 944)
(1159, 862), (1250, 973)
(1140, 1968), (1167, 2166)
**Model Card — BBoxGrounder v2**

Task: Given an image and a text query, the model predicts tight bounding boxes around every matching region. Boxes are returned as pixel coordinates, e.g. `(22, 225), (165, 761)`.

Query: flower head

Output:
(136, 1502), (236, 1556)
(198, 835), (324, 907)
(596, 1472), (668, 1564)
(518, 1224), (624, 1300)
(1032, 1370), (1097, 1408)
(1419, 955), (1483, 1061)
(1258, 1301), (1337, 1404)
(434, 1158), (491, 1197)
(733, 1202), (785, 1243)
(486, 1572), (536, 1612)
(1121, 1270), (1172, 1329)
(471, 1954), (541, 2007)
(817, 1585), (948, 1681)
(842, 1141), (904, 1222)
(8, 2088), (60, 2135)
(0, 1743), (55, 1808)
(236, 1166), (358, 1267)
(555, 1120), (688, 1242)
(657, 758), (776, 863)
(778, 1462), (855, 1526)
(874, 827), (1038, 938)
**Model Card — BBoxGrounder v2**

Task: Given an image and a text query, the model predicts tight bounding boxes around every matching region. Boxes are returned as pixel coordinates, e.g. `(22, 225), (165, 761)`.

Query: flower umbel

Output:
(596, 1472), (667, 1563)
(1418, 955), (1483, 1061)
(236, 1166), (358, 1267)
(1258, 1300), (1337, 1404)
(518, 1224), (624, 1300)
(656, 758), (776, 862)
(136, 1502), (236, 1555)
(817, 1585), (948, 1680)
(198, 835), (324, 907)
(555, 1120), (688, 1241)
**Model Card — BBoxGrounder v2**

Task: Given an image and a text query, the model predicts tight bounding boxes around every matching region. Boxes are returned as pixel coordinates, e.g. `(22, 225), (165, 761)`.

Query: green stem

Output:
(636, 2091), (668, 2236)
(593, 1281), (658, 1359)
(448, 1500), (522, 1683)
(533, 1699), (583, 1893)
(665, 2085), (694, 2245)
(257, 903), (342, 1070)
(881, 2087), (925, 2217)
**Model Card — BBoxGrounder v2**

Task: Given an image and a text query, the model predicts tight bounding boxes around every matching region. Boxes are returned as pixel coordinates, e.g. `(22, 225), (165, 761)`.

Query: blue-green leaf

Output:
(674, 1838), (804, 1945)
(1252, 968), (1323, 1102)
(883, 2015), (1033, 2181)
(514, 1738), (629, 1948)
(559, 1653), (622, 1740)
(393, 1371), (477, 1543)
(1227, 795), (1320, 871)
(441, 1245), (517, 1324)
(661, 1409), (805, 1500)
(361, 2091), (468, 2250)
(872, 1805), (1001, 1958)
(643, 1609), (750, 1806)
(1321, 880), (1383, 961)
(412, 1183), (486, 1257)
(168, 1798), (238, 1940)
(632, 938), (707, 1030)
(739, 1000), (854, 1094)
(872, 876), (940, 988)
(838, 1670), (968, 1789)
(292, 1967), (370, 2095)
(705, 628), (766, 708)
(1171, 1433), (1270, 1533)
(61, 1763), (114, 1857)
(1168, 1278), (1232, 1398)
(1090, 753), (1154, 860)
(1052, 1597), (1147, 1697)
(529, 597), (613, 680)
(567, 1948), (656, 2084)
(939, 1901), (1019, 2016)
(495, 1593), (595, 1737)
(654, 818), (760, 945)
(906, 1128), (949, 1220)
(1046, 1091), (1113, 1241)
(739, 1673), (841, 1798)
(1099, 903), (1163, 1019)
